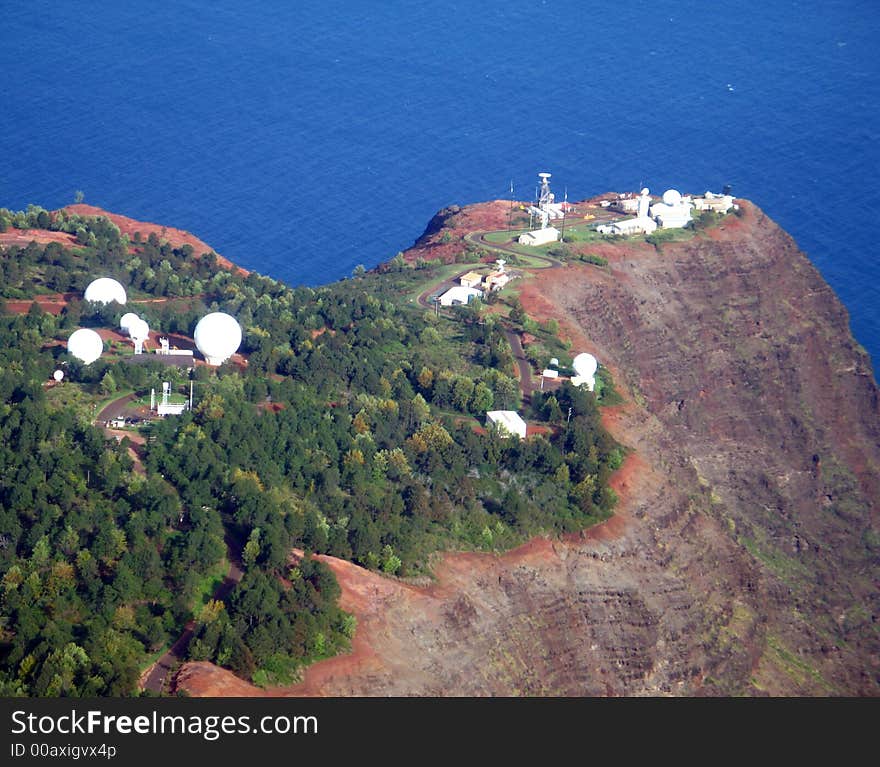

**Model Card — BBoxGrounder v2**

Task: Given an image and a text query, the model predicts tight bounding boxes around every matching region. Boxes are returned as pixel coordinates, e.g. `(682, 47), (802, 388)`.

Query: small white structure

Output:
(157, 337), (194, 357)
(542, 369), (559, 379)
(67, 328), (104, 364)
(518, 226), (560, 246)
(611, 194), (639, 214)
(549, 357), (559, 368)
(650, 189), (693, 229)
(571, 352), (599, 391)
(84, 277), (127, 306)
(692, 191), (736, 214)
(154, 381), (188, 416)
(486, 410), (528, 439)
(459, 271), (483, 289)
(484, 270), (510, 292)
(52, 369), (64, 382)
(438, 285), (483, 307)
(597, 217), (657, 236)
(128, 318), (150, 355)
(596, 188), (657, 237)
(194, 312), (242, 365)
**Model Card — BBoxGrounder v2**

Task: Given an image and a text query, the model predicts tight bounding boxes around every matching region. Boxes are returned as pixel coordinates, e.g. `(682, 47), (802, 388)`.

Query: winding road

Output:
(141, 529), (244, 694)
(92, 393), (246, 695)
(417, 229), (565, 403)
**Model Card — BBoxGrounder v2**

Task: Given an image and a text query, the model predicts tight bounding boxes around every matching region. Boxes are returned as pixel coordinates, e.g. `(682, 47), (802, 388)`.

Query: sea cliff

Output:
(177, 199), (879, 696)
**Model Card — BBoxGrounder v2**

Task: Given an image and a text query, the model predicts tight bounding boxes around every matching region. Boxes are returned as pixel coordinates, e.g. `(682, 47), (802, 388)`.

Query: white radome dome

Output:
(194, 312), (242, 365)
(53, 370), (64, 382)
(128, 318), (150, 341)
(67, 328), (104, 364)
(572, 352), (598, 378)
(662, 189), (682, 206)
(84, 277), (127, 306)
(120, 312), (140, 333)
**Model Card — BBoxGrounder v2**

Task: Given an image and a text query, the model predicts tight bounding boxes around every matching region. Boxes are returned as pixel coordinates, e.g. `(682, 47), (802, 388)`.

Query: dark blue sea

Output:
(2, 1), (878, 366)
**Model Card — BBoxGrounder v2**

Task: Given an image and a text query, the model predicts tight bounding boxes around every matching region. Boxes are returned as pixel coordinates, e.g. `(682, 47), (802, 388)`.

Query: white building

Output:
(157, 337), (194, 357)
(611, 195), (640, 213)
(459, 271), (483, 289)
(650, 189), (693, 229)
(692, 191), (736, 214)
(484, 271), (510, 291)
(438, 285), (483, 307)
(518, 227), (560, 246)
(486, 410), (528, 439)
(596, 217), (657, 236)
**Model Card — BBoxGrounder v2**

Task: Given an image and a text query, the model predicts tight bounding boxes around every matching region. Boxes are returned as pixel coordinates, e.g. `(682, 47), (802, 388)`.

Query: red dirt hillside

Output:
(0, 228), (78, 249)
(175, 197), (880, 697)
(62, 204), (247, 275)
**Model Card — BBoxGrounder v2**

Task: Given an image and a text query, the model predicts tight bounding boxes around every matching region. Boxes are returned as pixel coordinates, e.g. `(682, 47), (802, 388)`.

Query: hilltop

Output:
(180, 197), (879, 696)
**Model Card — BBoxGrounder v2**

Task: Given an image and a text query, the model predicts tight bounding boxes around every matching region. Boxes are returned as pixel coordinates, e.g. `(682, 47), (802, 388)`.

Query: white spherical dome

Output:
(128, 318), (150, 341)
(84, 277), (127, 305)
(53, 370), (64, 382)
(572, 352), (598, 378)
(120, 312), (140, 333)
(640, 187), (650, 196)
(662, 189), (682, 206)
(194, 312), (242, 365)
(67, 328), (104, 364)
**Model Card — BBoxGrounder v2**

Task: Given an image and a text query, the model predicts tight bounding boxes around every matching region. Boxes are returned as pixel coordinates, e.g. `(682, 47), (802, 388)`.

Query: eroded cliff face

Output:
(177, 201), (879, 697)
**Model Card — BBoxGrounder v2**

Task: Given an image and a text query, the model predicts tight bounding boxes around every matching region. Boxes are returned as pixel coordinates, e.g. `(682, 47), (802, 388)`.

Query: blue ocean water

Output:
(1, 1), (878, 366)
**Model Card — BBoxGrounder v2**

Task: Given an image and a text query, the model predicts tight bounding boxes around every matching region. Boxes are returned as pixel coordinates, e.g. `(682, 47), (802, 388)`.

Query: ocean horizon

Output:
(2, 1), (878, 365)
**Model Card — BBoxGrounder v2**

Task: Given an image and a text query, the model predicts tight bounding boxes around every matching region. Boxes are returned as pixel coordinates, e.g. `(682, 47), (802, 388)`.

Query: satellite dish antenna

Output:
(662, 189), (682, 206)
(84, 277), (127, 306)
(194, 312), (242, 365)
(67, 328), (104, 364)
(53, 370), (64, 382)
(120, 312), (140, 334)
(128, 318), (149, 355)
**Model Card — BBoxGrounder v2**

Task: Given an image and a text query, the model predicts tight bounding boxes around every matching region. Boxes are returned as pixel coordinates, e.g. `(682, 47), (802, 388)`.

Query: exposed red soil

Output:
(62, 204), (247, 275)
(402, 199), (526, 265)
(0, 229), (77, 248)
(4, 296), (70, 316)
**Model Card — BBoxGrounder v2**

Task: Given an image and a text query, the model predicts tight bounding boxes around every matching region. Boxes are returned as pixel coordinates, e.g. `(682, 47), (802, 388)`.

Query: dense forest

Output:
(0, 207), (621, 694)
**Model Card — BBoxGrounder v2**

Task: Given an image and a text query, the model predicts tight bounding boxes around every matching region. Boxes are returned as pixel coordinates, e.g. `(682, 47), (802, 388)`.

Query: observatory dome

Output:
(662, 189), (682, 206)
(640, 187), (650, 197)
(67, 328), (104, 364)
(194, 312), (242, 366)
(128, 318), (149, 341)
(84, 277), (127, 305)
(120, 312), (140, 334)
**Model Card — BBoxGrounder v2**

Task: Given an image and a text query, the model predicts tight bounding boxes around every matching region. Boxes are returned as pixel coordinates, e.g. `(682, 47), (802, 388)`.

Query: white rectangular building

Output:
(518, 227), (560, 246)
(438, 285), (483, 307)
(459, 271), (484, 288)
(486, 410), (528, 439)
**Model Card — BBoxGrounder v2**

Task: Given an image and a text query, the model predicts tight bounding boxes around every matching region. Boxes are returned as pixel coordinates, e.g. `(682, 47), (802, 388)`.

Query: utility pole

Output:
(508, 180), (514, 231)
(561, 187), (568, 242)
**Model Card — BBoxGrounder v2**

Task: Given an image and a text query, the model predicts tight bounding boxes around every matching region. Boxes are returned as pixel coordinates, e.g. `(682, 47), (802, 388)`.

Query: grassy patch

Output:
(739, 534), (810, 587)
(192, 552), (229, 608)
(765, 634), (835, 693)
